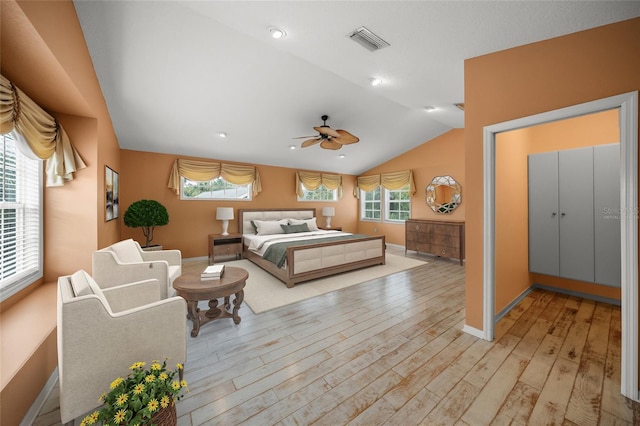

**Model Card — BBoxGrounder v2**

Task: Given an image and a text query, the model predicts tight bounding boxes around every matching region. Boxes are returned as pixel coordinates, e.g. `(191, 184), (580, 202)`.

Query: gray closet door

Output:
(594, 143), (621, 287)
(558, 147), (594, 282)
(528, 151), (559, 276)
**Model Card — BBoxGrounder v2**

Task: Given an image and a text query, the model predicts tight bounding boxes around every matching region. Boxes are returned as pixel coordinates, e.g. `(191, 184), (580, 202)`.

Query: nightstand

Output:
(208, 233), (242, 265)
(323, 226), (342, 231)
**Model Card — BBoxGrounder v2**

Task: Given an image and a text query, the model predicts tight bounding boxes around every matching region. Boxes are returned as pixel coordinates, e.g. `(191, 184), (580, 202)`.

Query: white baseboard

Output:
(21, 367), (58, 426)
(462, 324), (486, 340)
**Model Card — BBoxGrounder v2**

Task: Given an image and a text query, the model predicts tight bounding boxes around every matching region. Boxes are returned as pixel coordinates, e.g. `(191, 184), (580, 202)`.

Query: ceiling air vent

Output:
(348, 26), (390, 52)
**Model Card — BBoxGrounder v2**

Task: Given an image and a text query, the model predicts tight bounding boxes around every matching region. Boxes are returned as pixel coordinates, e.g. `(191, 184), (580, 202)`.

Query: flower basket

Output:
(80, 359), (187, 426)
(150, 403), (177, 426)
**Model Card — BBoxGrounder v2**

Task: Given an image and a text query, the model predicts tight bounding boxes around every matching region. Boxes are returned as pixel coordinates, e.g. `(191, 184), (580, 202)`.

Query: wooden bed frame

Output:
(238, 208), (386, 288)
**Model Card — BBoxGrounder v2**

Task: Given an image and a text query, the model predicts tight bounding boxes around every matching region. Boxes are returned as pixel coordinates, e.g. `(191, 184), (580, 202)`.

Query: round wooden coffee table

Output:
(173, 266), (248, 337)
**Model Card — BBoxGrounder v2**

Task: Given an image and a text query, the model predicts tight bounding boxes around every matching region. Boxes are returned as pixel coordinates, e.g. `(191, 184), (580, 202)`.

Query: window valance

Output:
(354, 170), (416, 198)
(0, 74), (86, 186)
(296, 171), (343, 198)
(168, 158), (262, 196)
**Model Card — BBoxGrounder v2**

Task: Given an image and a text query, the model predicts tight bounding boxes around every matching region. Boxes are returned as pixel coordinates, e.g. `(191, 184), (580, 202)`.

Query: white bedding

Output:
(243, 230), (346, 257)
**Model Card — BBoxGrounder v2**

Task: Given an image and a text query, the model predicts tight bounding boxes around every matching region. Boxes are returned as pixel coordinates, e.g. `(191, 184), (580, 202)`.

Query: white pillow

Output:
(109, 239), (144, 263)
(253, 219), (288, 236)
(289, 217), (319, 231)
(70, 270), (93, 297)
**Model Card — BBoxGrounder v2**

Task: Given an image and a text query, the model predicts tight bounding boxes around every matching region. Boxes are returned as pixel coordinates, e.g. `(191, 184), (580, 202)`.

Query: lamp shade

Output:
(322, 207), (335, 217)
(216, 207), (234, 220)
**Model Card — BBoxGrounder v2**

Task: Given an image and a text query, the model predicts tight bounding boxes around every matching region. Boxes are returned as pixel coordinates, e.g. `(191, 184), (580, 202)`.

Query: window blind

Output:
(0, 133), (42, 301)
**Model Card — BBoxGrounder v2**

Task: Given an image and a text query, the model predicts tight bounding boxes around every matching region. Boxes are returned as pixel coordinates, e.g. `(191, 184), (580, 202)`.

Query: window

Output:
(385, 185), (411, 221)
(181, 176), (252, 200)
(360, 186), (381, 220)
(0, 133), (43, 302)
(360, 184), (411, 222)
(297, 184), (338, 201)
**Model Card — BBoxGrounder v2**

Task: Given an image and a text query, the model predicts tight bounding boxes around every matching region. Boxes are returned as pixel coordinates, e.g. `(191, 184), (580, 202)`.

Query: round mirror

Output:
(426, 175), (462, 214)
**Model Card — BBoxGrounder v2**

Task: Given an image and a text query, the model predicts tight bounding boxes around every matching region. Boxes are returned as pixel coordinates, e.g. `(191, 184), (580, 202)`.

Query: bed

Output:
(238, 208), (386, 288)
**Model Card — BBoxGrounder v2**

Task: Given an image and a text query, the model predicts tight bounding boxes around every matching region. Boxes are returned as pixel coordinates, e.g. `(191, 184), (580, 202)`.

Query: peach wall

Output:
(495, 110), (620, 312)
(0, 1), (121, 424)
(358, 129), (465, 245)
(464, 18), (640, 331)
(119, 150), (358, 258)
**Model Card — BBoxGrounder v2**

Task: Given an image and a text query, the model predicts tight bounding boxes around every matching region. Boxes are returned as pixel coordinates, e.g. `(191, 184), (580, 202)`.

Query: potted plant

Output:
(80, 359), (187, 426)
(123, 199), (169, 248)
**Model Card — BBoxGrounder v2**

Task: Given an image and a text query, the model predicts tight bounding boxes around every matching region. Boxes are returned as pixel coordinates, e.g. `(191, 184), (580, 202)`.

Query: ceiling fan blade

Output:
(320, 140), (343, 150)
(301, 138), (321, 148)
(313, 126), (340, 138)
(292, 135), (319, 139)
(333, 129), (360, 145)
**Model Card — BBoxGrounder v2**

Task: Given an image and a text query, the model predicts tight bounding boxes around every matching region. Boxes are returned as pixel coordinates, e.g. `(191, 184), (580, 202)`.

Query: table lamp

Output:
(322, 206), (335, 228)
(216, 207), (234, 236)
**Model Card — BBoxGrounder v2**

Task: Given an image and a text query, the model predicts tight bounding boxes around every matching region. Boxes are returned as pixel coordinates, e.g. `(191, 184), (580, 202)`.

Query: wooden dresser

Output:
(405, 219), (465, 265)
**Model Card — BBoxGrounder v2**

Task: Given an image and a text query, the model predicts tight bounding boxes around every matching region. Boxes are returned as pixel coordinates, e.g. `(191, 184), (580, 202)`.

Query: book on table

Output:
(201, 264), (224, 280)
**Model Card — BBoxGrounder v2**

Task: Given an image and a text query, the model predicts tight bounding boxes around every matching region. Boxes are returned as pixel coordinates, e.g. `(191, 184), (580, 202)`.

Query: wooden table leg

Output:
(186, 300), (201, 338)
(232, 290), (244, 324)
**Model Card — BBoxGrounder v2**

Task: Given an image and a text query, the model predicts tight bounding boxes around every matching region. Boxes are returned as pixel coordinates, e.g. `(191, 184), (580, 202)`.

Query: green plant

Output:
(80, 359), (187, 426)
(123, 200), (169, 247)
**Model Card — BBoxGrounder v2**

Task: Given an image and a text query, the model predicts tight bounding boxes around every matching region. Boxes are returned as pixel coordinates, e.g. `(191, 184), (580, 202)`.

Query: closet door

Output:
(594, 143), (621, 286)
(528, 151), (559, 276)
(558, 147), (594, 282)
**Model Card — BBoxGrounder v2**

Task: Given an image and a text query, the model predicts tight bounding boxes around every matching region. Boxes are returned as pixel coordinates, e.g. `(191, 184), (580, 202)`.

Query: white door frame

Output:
(482, 91), (638, 401)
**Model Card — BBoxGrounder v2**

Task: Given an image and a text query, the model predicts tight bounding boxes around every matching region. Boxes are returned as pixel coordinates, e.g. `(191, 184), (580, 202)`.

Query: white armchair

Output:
(92, 239), (181, 298)
(57, 270), (187, 424)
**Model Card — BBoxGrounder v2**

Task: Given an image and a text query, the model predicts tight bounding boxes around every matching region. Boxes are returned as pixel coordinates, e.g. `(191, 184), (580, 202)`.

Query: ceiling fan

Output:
(294, 115), (359, 150)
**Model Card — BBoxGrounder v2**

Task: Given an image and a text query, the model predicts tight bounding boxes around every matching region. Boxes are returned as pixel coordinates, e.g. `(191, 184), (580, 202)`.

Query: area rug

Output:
(224, 254), (426, 314)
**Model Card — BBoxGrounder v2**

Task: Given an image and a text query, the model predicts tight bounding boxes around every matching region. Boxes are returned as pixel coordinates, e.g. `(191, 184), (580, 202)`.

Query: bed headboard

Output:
(238, 208), (316, 235)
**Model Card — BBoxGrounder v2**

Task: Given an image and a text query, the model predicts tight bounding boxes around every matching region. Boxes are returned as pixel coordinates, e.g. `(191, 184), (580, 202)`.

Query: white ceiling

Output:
(74, 1), (640, 175)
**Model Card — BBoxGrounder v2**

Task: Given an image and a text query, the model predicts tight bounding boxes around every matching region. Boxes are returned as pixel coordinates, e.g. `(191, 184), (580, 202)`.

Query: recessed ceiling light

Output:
(218, 132), (227, 138)
(289, 145), (296, 150)
(269, 26), (287, 39)
(424, 106), (436, 112)
(338, 154), (345, 159)
(369, 78), (382, 86)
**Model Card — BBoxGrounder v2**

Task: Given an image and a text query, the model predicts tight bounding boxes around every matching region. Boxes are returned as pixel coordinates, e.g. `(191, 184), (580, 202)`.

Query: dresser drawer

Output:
(405, 219), (464, 265)
(430, 244), (460, 259)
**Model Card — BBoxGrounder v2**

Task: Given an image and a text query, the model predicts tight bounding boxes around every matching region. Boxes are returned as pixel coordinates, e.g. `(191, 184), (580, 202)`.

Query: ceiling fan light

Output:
(218, 132), (227, 138)
(370, 78), (382, 86)
(424, 106), (436, 112)
(269, 26), (287, 39)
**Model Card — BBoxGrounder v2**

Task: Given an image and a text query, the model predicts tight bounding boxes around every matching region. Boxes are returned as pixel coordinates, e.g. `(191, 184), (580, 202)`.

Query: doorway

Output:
(482, 91), (638, 401)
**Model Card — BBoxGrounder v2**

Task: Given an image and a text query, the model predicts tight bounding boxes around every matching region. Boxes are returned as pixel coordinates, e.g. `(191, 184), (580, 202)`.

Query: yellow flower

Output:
(145, 374), (156, 383)
(115, 393), (128, 406)
(171, 381), (181, 391)
(109, 377), (123, 389)
(89, 412), (99, 423)
(147, 398), (159, 412)
(176, 363), (184, 370)
(151, 362), (162, 371)
(159, 372), (168, 381)
(133, 383), (145, 395)
(129, 361), (146, 369)
(181, 379), (188, 389)
(99, 392), (106, 402)
(160, 395), (170, 408)
(114, 409), (127, 423)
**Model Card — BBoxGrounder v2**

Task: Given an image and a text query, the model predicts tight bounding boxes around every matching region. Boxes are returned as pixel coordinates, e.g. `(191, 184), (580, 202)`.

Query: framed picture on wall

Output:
(105, 166), (119, 221)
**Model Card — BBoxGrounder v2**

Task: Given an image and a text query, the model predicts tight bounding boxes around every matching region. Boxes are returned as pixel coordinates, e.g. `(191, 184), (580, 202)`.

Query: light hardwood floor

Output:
(34, 248), (638, 425)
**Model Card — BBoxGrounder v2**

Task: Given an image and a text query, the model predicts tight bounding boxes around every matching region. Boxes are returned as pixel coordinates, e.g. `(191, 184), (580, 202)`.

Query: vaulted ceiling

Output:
(74, 1), (640, 175)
